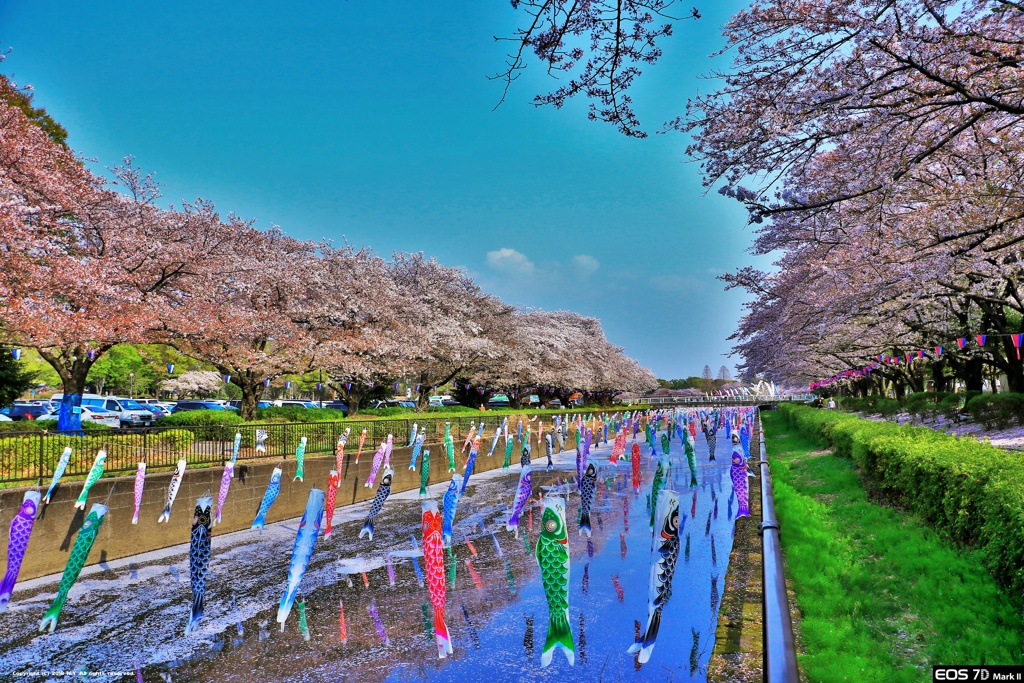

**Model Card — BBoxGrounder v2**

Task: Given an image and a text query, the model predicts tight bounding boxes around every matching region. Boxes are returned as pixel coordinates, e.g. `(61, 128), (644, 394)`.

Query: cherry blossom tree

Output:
(497, 0), (701, 137)
(162, 228), (320, 421)
(389, 253), (516, 411)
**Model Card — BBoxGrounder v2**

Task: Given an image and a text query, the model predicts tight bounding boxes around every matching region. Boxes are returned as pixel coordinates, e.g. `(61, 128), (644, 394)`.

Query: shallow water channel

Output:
(0, 429), (741, 682)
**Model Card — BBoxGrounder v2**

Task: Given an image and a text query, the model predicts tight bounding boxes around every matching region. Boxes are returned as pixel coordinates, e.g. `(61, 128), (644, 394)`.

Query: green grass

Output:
(762, 411), (1024, 682)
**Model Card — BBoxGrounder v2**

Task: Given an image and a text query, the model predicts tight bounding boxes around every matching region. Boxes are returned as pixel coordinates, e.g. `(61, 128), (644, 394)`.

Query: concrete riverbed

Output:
(0, 430), (743, 682)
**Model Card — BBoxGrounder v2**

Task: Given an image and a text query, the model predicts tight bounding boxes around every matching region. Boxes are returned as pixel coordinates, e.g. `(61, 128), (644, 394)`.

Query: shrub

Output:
(966, 394), (1024, 429)
(874, 398), (900, 420)
(158, 409), (245, 441)
(939, 393), (968, 421)
(778, 404), (1024, 601)
(903, 392), (951, 422)
(0, 420), (111, 434)
(358, 407), (412, 418)
(255, 406), (347, 422)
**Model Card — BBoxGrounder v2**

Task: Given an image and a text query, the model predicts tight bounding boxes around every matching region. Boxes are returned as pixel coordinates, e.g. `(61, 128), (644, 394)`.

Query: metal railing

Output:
(757, 411), (800, 682)
(0, 408), (631, 487)
(622, 395), (814, 406)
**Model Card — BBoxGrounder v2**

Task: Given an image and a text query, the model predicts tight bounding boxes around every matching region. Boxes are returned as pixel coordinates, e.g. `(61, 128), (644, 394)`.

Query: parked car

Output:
(487, 396), (510, 408)
(273, 400), (320, 408)
(227, 400), (273, 409)
(546, 399), (563, 409)
(370, 399), (403, 409)
(134, 399), (170, 417)
(171, 401), (227, 413)
(0, 414), (11, 422)
(322, 401), (348, 412)
(95, 397), (158, 428)
(0, 404), (53, 420)
(76, 405), (120, 428)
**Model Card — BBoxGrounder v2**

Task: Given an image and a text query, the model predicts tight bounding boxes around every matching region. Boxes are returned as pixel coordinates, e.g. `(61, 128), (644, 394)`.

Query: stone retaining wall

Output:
(0, 437), (528, 581)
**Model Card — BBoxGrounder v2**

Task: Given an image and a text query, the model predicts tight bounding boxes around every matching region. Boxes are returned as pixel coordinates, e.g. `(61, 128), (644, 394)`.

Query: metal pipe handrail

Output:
(758, 411), (800, 683)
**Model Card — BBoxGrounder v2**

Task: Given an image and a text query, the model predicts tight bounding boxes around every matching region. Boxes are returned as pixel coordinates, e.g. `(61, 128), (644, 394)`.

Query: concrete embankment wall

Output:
(0, 437), (530, 582)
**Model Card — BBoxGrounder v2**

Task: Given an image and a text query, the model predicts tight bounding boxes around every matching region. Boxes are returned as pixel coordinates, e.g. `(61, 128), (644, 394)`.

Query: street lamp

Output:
(129, 372), (135, 399)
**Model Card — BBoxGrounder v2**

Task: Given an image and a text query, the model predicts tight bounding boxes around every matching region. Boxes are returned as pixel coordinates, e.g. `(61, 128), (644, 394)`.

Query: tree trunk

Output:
(239, 380), (261, 422)
(38, 347), (98, 432)
(962, 357), (984, 392)
(347, 385), (365, 417)
(931, 361), (948, 392)
(508, 389), (523, 410)
(416, 376), (432, 413)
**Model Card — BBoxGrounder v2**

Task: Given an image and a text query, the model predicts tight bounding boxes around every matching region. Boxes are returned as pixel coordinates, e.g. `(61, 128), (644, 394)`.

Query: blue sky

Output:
(0, 0), (759, 379)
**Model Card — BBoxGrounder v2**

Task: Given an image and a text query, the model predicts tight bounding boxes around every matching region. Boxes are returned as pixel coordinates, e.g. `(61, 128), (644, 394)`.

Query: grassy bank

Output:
(762, 411), (1024, 681)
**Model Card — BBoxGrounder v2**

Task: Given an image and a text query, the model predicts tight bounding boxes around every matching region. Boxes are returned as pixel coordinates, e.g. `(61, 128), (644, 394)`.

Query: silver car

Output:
(83, 397), (156, 429)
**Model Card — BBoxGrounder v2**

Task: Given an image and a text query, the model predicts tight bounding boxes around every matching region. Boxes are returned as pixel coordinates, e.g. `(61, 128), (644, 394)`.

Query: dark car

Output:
(440, 399), (461, 407)
(370, 400), (404, 409)
(323, 401), (348, 412)
(0, 404), (53, 420)
(171, 401), (226, 413)
(487, 398), (510, 408)
(546, 399), (563, 409)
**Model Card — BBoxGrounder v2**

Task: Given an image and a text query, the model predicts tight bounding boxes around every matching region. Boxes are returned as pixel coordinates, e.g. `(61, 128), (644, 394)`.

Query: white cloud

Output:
(487, 247), (535, 275)
(571, 254), (600, 276)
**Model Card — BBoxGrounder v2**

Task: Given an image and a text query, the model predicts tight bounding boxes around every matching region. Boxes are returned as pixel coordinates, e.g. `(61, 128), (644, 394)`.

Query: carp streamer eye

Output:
(546, 519), (558, 533)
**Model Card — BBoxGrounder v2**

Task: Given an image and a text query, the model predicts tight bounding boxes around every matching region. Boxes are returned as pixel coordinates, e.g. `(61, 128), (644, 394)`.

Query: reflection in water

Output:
(685, 534), (691, 562)
(634, 620), (643, 671)
(411, 555), (425, 587)
(387, 555), (397, 586)
(297, 595), (310, 641)
(579, 613), (588, 665)
(490, 531), (503, 558)
(710, 575), (720, 613)
(711, 537), (717, 566)
(523, 614), (534, 660)
(582, 564), (590, 595)
(620, 533), (627, 560)
(461, 605), (480, 650)
(587, 538), (594, 558)
(503, 560), (517, 595)
(340, 598), (349, 643)
(705, 512), (712, 536)
(368, 598), (389, 645)
(690, 628), (701, 675)
(465, 559), (483, 589)
(420, 604), (432, 639)
(612, 574), (624, 602)
(258, 619), (269, 642)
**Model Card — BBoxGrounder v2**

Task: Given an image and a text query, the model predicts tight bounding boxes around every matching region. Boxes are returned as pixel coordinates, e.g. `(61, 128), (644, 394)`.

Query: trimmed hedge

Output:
(254, 406), (347, 422)
(158, 409), (245, 441)
(966, 394), (1024, 429)
(778, 404), (1024, 601)
(0, 420), (112, 434)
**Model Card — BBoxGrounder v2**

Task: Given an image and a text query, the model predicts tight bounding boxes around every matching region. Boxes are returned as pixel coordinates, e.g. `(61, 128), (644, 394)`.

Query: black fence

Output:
(0, 409), (631, 488)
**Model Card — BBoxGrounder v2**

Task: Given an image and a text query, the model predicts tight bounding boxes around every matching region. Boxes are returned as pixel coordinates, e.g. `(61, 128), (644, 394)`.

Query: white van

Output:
(52, 393), (157, 429)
